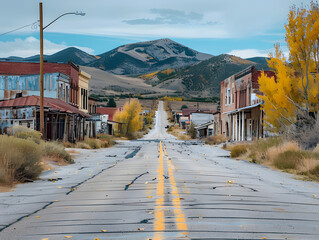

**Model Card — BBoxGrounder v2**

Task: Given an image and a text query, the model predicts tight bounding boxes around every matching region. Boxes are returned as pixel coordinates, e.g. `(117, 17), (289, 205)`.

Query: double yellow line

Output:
(154, 141), (188, 240)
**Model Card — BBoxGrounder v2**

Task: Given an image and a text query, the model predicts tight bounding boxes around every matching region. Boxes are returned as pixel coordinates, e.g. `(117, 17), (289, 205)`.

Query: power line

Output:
(0, 21), (39, 37)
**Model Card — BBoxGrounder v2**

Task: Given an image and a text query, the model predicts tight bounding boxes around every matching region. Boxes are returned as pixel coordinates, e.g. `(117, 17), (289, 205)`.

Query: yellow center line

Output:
(154, 141), (165, 240)
(165, 143), (189, 237)
(167, 158), (188, 234)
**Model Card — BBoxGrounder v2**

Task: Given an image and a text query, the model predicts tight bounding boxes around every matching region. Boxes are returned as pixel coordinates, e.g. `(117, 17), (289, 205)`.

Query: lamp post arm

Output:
(43, 12), (77, 30)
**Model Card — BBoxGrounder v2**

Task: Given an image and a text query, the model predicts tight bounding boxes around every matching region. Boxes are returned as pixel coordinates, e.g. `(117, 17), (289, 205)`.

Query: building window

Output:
(66, 85), (69, 103)
(0, 76), (6, 90)
(225, 88), (231, 105)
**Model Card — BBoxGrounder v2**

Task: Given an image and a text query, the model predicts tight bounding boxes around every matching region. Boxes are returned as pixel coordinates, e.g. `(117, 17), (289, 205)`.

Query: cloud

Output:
(123, 8), (203, 25)
(228, 47), (289, 59)
(123, 18), (164, 25)
(0, 0), (308, 40)
(228, 49), (271, 58)
(0, 37), (94, 58)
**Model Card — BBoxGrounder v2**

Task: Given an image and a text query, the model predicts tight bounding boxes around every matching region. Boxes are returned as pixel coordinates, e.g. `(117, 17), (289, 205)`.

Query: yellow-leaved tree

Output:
(113, 99), (143, 137)
(258, 2), (319, 148)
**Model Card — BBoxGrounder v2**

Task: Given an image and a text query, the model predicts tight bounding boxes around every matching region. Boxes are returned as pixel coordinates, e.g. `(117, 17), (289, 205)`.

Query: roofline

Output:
(222, 102), (261, 115)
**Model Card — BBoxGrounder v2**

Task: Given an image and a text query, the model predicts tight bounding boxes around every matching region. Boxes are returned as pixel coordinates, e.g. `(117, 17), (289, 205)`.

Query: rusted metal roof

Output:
(182, 108), (212, 117)
(0, 95), (89, 117)
(96, 107), (121, 121)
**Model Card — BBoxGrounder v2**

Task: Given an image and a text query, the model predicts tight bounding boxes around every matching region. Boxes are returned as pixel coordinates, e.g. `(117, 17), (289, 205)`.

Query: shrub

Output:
(42, 141), (73, 164)
(7, 126), (42, 144)
(75, 142), (90, 149)
(167, 126), (173, 132)
(63, 141), (73, 148)
(308, 164), (319, 177)
(273, 150), (305, 170)
(178, 134), (189, 140)
(205, 134), (228, 145)
(84, 137), (101, 149)
(96, 134), (115, 146)
(230, 144), (248, 158)
(248, 137), (283, 162)
(0, 135), (42, 184)
(266, 141), (300, 164)
(188, 122), (196, 139)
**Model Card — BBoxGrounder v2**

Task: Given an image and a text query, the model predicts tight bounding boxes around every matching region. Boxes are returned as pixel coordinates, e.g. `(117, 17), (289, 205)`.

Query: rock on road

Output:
(1, 101), (319, 240)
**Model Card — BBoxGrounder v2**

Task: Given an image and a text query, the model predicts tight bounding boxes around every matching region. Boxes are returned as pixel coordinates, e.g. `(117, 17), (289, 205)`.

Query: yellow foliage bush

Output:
(114, 99), (143, 137)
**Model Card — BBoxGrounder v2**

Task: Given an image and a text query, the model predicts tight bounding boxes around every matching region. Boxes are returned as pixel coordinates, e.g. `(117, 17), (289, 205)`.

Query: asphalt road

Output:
(1, 101), (319, 240)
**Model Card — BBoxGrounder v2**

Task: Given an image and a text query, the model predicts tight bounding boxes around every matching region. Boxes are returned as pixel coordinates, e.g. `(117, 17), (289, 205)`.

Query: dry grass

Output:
(75, 142), (91, 149)
(266, 142), (300, 165)
(1, 127), (75, 186)
(41, 141), (73, 164)
(72, 136), (115, 149)
(7, 126), (42, 144)
(167, 125), (190, 140)
(0, 135), (42, 185)
(228, 137), (319, 181)
(164, 101), (175, 123)
(205, 135), (228, 145)
(230, 144), (248, 158)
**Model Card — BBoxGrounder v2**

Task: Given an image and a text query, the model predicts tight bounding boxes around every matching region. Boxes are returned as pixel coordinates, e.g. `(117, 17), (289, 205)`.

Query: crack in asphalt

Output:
(0, 162), (118, 232)
(212, 183), (258, 192)
(125, 147), (141, 159)
(124, 171), (149, 190)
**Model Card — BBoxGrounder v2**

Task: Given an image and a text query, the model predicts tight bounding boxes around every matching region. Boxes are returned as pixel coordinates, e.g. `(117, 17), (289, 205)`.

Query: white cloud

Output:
(0, 37), (94, 58)
(228, 47), (289, 59)
(0, 0), (309, 39)
(228, 49), (270, 58)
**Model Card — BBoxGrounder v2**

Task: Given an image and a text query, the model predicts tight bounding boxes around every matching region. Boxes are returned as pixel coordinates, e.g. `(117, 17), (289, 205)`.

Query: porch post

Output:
(242, 111), (244, 141)
(232, 114), (234, 141)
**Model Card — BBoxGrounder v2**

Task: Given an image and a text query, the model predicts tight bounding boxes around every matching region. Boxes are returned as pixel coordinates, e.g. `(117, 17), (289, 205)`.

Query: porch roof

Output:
(0, 95), (89, 117)
(223, 102), (261, 115)
(195, 121), (214, 130)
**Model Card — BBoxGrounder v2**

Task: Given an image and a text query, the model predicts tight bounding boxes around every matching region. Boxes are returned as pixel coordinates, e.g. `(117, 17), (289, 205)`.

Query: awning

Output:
(0, 95), (90, 118)
(195, 121), (214, 130)
(223, 102), (261, 115)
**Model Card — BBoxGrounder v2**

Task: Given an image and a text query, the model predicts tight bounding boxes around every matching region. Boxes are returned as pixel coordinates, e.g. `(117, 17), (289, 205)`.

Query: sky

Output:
(0, 0), (311, 59)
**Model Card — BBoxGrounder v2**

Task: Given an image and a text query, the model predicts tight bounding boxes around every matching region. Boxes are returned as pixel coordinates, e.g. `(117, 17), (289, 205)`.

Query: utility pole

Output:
(38, 2), (85, 139)
(39, 2), (44, 138)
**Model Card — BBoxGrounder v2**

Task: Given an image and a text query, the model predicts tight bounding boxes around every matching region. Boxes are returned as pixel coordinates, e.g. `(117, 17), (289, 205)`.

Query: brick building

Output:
(0, 61), (80, 107)
(220, 66), (275, 141)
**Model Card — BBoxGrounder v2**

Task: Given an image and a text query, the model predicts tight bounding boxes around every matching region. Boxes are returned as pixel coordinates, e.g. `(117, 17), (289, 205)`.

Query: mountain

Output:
(0, 47), (97, 65)
(80, 66), (175, 97)
(246, 57), (270, 71)
(139, 54), (268, 97)
(86, 38), (213, 75)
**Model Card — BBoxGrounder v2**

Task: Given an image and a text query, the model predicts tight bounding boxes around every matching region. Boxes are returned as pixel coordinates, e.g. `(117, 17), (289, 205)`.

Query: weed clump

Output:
(7, 126), (42, 144)
(230, 144), (248, 158)
(0, 135), (42, 184)
(205, 135), (228, 145)
(42, 141), (73, 164)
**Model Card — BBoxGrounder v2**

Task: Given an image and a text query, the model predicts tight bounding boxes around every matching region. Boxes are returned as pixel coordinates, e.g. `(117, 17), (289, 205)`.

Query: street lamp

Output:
(39, 2), (85, 138)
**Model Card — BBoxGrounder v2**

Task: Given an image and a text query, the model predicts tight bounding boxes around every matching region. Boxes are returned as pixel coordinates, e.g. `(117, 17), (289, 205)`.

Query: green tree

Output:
(181, 105), (188, 110)
(107, 98), (117, 107)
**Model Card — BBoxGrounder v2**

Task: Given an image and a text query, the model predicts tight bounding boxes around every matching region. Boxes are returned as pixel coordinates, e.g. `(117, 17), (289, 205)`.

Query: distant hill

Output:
(86, 38), (213, 75)
(80, 66), (175, 97)
(246, 57), (270, 71)
(0, 47), (98, 65)
(0, 39), (273, 98)
(0, 39), (212, 75)
(139, 54), (270, 97)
